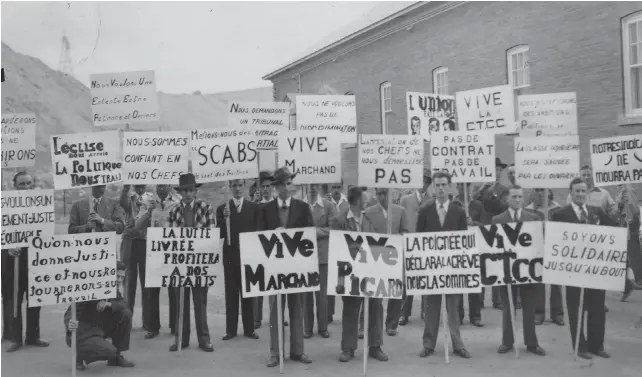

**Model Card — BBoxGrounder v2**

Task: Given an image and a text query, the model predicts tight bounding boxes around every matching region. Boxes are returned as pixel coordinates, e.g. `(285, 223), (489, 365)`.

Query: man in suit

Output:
(2, 171), (50, 352)
(417, 171), (471, 359)
(218, 179), (260, 341)
(398, 170), (432, 326)
(326, 181), (349, 323)
(69, 184), (125, 235)
(166, 173), (216, 353)
(260, 167), (314, 367)
(362, 188), (408, 343)
(494, 185), (546, 356)
(566, 165), (618, 218)
(551, 177), (617, 360)
(303, 183), (338, 339)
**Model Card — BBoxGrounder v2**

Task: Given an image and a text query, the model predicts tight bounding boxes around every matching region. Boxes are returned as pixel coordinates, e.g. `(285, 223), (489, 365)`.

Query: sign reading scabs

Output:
(190, 128), (259, 183)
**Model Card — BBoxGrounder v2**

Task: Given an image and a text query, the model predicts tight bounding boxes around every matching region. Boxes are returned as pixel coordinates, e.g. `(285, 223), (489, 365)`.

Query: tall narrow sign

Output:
(518, 92), (578, 137)
(358, 134), (424, 188)
(278, 131), (342, 184)
(514, 135), (580, 188)
(590, 134), (642, 187)
(228, 101), (289, 150)
(430, 131), (495, 183)
(191, 128), (259, 183)
(295, 95), (357, 143)
(1, 113), (37, 168)
(455, 85), (516, 134)
(1, 189), (55, 248)
(406, 92), (456, 141)
(123, 131), (189, 184)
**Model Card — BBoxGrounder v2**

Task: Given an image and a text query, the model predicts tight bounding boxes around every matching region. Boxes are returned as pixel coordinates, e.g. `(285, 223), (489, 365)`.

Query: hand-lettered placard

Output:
(455, 85), (516, 134)
(404, 230), (482, 295)
(239, 227), (320, 297)
(590, 134), (642, 187)
(295, 95), (357, 143)
(518, 92), (578, 137)
(278, 130), (342, 184)
(89, 70), (159, 126)
(1, 189), (55, 248)
(1, 113), (36, 168)
(145, 227), (222, 288)
(28, 232), (119, 307)
(228, 101), (289, 150)
(514, 135), (580, 188)
(476, 221), (544, 287)
(430, 131), (495, 183)
(190, 128), (259, 183)
(327, 230), (404, 299)
(51, 131), (123, 190)
(123, 131), (189, 184)
(406, 92), (457, 141)
(358, 135), (423, 188)
(543, 222), (627, 291)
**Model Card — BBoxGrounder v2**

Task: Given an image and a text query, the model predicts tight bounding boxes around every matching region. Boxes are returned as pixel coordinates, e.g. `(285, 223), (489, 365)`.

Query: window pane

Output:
(638, 20), (642, 44)
(632, 66), (642, 109)
(630, 22), (638, 44)
(512, 54), (518, 71)
(512, 70), (519, 86)
(631, 44), (639, 65)
(524, 65), (530, 86)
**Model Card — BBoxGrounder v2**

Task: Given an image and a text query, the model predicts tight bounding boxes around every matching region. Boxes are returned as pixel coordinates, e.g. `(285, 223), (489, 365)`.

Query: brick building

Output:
(263, 1), (642, 198)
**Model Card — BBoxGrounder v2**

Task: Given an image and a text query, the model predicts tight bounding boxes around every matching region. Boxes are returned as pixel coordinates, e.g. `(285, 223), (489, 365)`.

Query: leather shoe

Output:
(527, 345), (546, 356)
(6, 342), (22, 353)
(339, 350), (354, 362)
(497, 344), (513, 354)
(244, 332), (259, 340)
(419, 348), (434, 358)
(199, 343), (214, 352)
(386, 329), (397, 336)
(318, 330), (330, 339)
(303, 331), (313, 339)
(493, 303), (504, 310)
(552, 315), (565, 326)
(267, 356), (280, 367)
(399, 316), (408, 326)
(76, 360), (87, 371)
(368, 347), (389, 362)
(169, 343), (189, 352)
(591, 350), (610, 359)
(144, 331), (159, 340)
(222, 334), (237, 341)
(357, 329), (364, 339)
(534, 315), (544, 325)
(328, 316), (334, 324)
(577, 351), (592, 360)
(107, 355), (135, 367)
(25, 339), (49, 347)
(290, 353), (312, 364)
(471, 319), (484, 327)
(454, 348), (471, 359)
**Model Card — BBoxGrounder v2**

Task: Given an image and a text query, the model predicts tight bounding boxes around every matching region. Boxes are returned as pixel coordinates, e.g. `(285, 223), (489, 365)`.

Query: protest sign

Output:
(327, 231), (404, 299)
(405, 230), (482, 295)
(123, 131), (189, 184)
(358, 134), (423, 188)
(543, 222), (628, 291)
(1, 113), (36, 168)
(514, 135), (580, 188)
(295, 95), (357, 143)
(278, 130), (341, 184)
(455, 85), (516, 134)
(89, 70), (159, 126)
(228, 101), (289, 150)
(1, 189), (55, 248)
(476, 221), (544, 287)
(406, 92), (456, 141)
(590, 134), (642, 187)
(28, 232), (118, 307)
(51, 131), (122, 190)
(191, 128), (258, 183)
(518, 92), (578, 137)
(145, 227), (222, 288)
(430, 131), (495, 183)
(239, 227), (320, 297)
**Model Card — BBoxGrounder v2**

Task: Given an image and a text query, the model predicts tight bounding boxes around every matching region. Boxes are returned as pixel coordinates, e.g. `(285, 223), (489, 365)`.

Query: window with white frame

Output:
(380, 82), (392, 133)
(507, 45), (530, 89)
(623, 12), (642, 116)
(433, 67), (449, 95)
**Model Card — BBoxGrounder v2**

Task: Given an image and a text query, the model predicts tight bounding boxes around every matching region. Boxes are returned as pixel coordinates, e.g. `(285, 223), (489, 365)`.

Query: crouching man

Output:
(65, 262), (134, 370)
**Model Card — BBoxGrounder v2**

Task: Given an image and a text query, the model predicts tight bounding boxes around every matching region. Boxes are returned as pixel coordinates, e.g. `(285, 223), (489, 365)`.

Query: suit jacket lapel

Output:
(98, 196), (108, 217)
(568, 205), (581, 223)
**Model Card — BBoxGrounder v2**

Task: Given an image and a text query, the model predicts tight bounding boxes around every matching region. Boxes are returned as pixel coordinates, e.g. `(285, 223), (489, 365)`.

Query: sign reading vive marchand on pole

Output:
(239, 227), (320, 297)
(590, 134), (642, 187)
(278, 131), (341, 184)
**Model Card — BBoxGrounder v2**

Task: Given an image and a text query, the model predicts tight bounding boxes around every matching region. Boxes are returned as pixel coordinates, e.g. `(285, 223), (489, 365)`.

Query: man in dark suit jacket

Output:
(550, 177), (617, 360)
(218, 179), (261, 341)
(69, 185), (125, 235)
(493, 185), (546, 357)
(259, 167), (314, 367)
(417, 171), (471, 359)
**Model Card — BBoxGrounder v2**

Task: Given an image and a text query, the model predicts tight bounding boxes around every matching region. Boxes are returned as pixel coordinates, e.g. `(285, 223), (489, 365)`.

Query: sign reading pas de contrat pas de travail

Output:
(518, 92), (578, 137)
(430, 131), (495, 183)
(358, 134), (424, 189)
(590, 134), (642, 187)
(228, 101), (289, 151)
(1, 113), (37, 168)
(295, 95), (357, 143)
(1, 189), (55, 249)
(514, 135), (580, 188)
(50, 131), (123, 190)
(190, 128), (259, 183)
(278, 130), (342, 185)
(90, 70), (159, 127)
(123, 131), (189, 184)
(455, 85), (516, 134)
(406, 92), (457, 142)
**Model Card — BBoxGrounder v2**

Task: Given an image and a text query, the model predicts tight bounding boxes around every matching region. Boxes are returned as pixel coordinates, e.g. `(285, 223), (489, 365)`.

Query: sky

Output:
(1, 1), (382, 94)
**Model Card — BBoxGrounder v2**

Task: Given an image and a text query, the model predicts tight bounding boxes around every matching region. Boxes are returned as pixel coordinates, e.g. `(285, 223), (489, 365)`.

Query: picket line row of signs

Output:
(22, 220), (627, 308)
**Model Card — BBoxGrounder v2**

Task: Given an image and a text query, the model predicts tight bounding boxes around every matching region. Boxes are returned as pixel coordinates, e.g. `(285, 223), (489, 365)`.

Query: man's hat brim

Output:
(272, 173), (297, 185)
(174, 183), (202, 190)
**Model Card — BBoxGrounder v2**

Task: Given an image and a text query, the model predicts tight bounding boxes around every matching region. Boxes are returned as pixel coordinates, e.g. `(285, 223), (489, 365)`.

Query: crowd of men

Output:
(2, 161), (641, 370)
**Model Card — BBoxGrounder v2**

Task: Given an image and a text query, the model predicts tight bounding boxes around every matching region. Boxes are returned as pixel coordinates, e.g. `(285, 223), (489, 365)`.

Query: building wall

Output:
(270, 1), (642, 198)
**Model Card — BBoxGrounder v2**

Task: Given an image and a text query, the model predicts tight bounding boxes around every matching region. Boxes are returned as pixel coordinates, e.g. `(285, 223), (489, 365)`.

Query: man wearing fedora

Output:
(259, 167), (314, 367)
(166, 173), (216, 353)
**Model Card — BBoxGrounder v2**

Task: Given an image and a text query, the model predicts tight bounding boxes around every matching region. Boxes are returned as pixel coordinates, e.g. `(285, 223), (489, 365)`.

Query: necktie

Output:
(185, 203), (192, 213)
(514, 210), (519, 222)
(580, 207), (588, 224)
(235, 199), (241, 213)
(438, 204), (446, 226)
(93, 198), (99, 213)
(281, 201), (288, 211)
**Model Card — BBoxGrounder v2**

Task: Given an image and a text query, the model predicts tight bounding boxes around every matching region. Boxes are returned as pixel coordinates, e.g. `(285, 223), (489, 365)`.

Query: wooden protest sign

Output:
(406, 92), (456, 141)
(50, 131), (123, 190)
(476, 221), (544, 287)
(123, 131), (189, 184)
(404, 230), (482, 295)
(327, 230), (404, 299)
(145, 227), (222, 288)
(455, 85), (516, 134)
(590, 134), (642, 187)
(430, 131), (495, 183)
(278, 130), (342, 184)
(358, 134), (423, 189)
(228, 101), (289, 150)
(239, 227), (320, 297)
(543, 222), (628, 291)
(89, 70), (159, 126)
(514, 135), (580, 188)
(518, 92), (578, 137)
(1, 113), (36, 168)
(295, 95), (357, 143)
(28, 232), (119, 307)
(190, 128), (259, 183)
(1, 189), (55, 248)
